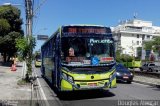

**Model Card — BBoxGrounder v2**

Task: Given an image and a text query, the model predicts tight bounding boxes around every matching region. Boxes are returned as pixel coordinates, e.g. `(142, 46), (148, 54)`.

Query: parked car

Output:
(116, 64), (134, 83)
(139, 63), (160, 72)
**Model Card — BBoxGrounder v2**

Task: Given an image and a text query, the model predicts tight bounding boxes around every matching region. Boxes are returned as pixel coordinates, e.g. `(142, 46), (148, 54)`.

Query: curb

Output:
(133, 80), (160, 88)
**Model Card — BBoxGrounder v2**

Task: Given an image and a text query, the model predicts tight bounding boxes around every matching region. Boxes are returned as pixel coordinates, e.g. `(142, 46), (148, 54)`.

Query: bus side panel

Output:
(52, 33), (61, 89)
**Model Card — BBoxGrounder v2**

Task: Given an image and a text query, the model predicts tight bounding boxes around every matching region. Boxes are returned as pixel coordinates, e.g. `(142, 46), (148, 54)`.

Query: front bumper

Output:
(60, 73), (117, 91)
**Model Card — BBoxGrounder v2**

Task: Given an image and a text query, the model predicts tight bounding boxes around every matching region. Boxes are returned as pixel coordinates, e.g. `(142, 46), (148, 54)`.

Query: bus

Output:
(35, 53), (41, 67)
(41, 25), (117, 91)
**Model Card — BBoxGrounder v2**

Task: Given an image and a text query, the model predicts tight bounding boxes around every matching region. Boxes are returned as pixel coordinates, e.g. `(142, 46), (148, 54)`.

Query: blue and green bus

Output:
(41, 25), (117, 91)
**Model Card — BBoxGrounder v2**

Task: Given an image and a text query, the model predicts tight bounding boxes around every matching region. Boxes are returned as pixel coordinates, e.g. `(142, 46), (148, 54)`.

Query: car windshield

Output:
(61, 37), (115, 66)
(116, 64), (128, 72)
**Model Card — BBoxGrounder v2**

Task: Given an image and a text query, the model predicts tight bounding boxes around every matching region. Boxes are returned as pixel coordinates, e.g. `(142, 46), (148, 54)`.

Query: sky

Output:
(1, 0), (160, 52)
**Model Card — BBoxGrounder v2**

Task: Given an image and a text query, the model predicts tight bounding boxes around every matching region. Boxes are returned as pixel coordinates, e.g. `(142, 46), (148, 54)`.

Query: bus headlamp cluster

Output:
(62, 72), (74, 83)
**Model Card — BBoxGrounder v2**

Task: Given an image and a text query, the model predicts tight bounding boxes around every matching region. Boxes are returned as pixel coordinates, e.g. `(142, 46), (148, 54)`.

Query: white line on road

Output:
(35, 70), (50, 106)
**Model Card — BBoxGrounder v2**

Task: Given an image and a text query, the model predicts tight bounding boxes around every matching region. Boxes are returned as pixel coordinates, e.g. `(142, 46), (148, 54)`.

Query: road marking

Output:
(34, 67), (62, 106)
(35, 71), (50, 106)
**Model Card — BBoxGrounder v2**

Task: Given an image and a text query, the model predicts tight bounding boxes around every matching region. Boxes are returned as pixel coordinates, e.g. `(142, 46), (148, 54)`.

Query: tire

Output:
(149, 68), (153, 72)
(127, 81), (132, 84)
(140, 68), (143, 71)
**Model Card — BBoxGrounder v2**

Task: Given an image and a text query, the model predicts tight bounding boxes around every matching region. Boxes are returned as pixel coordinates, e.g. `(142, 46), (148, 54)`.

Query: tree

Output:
(0, 5), (23, 62)
(0, 19), (10, 36)
(152, 37), (160, 52)
(16, 36), (36, 81)
(143, 40), (153, 50)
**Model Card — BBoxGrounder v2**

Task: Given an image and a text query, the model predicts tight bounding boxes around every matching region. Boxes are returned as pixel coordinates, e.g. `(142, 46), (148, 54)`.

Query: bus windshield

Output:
(35, 54), (41, 62)
(61, 37), (114, 66)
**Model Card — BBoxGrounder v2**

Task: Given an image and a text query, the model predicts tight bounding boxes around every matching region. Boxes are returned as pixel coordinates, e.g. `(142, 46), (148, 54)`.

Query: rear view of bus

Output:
(35, 53), (41, 67)
(41, 25), (117, 91)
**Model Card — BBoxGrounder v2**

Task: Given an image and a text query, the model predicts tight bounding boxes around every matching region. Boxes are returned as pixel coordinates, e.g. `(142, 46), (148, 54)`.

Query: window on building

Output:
(147, 35), (150, 39)
(137, 34), (139, 38)
(137, 41), (139, 45)
(142, 34), (145, 40)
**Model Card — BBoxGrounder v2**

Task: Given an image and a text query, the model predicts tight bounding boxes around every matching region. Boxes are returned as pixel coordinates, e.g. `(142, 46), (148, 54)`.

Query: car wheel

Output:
(149, 68), (153, 72)
(127, 81), (132, 84)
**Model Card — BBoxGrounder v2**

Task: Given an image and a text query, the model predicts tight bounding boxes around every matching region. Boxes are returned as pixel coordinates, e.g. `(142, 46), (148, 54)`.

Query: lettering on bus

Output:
(90, 39), (113, 43)
(63, 26), (112, 35)
(68, 28), (106, 34)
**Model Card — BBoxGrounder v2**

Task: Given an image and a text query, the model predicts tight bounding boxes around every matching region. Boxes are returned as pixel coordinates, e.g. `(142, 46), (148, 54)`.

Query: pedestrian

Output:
(11, 57), (17, 71)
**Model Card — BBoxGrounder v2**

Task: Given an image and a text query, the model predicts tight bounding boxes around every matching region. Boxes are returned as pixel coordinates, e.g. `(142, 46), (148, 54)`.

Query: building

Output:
(113, 19), (160, 59)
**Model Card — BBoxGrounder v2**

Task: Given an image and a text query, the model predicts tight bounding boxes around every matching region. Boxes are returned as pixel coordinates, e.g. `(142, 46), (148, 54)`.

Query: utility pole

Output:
(25, 0), (33, 37)
(24, 0), (34, 80)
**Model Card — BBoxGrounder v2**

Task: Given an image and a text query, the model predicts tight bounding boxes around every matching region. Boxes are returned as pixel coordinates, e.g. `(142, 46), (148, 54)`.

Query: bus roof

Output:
(41, 24), (111, 48)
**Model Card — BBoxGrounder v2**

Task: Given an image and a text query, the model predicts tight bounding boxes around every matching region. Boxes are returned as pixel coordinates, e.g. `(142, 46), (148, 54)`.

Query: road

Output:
(34, 67), (160, 106)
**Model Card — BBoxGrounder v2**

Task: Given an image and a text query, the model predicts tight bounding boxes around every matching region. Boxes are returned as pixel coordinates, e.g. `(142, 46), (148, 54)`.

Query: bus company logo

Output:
(90, 39), (113, 44)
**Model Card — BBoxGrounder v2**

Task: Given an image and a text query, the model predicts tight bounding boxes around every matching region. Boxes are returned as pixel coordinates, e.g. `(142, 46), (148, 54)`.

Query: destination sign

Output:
(62, 26), (111, 35)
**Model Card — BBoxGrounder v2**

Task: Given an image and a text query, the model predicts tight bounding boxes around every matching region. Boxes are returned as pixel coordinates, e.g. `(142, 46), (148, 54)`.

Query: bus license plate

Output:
(88, 83), (97, 86)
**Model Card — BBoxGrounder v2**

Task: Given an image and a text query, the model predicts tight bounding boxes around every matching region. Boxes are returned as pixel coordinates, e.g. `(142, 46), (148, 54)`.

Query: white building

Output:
(113, 19), (160, 59)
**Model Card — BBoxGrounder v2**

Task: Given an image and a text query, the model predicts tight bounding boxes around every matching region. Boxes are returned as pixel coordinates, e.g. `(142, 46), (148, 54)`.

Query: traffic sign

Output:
(37, 35), (48, 40)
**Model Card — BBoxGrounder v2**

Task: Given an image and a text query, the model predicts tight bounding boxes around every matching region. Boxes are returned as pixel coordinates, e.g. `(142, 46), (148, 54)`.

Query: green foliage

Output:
(0, 5), (24, 62)
(152, 37), (160, 52)
(0, 5), (23, 33)
(143, 37), (160, 52)
(120, 54), (134, 62)
(116, 50), (134, 62)
(0, 19), (10, 36)
(153, 37), (160, 45)
(116, 50), (122, 62)
(143, 41), (153, 50)
(16, 37), (29, 60)
(16, 36), (36, 76)
(17, 79), (30, 85)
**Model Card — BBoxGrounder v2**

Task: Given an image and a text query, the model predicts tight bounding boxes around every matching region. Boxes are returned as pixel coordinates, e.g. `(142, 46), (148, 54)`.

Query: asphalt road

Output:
(34, 67), (160, 106)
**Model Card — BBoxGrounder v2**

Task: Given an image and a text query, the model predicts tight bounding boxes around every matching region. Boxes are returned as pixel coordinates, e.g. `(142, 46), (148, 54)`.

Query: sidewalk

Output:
(0, 62), (32, 105)
(133, 75), (160, 87)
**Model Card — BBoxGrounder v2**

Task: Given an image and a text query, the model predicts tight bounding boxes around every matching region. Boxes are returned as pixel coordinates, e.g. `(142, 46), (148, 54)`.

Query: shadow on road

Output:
(146, 85), (160, 91)
(56, 90), (115, 101)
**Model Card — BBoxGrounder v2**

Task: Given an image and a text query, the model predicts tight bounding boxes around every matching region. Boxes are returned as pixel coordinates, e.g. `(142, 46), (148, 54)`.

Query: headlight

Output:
(130, 73), (133, 76)
(62, 73), (67, 79)
(68, 76), (74, 83)
(116, 72), (120, 76)
(62, 72), (74, 83)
